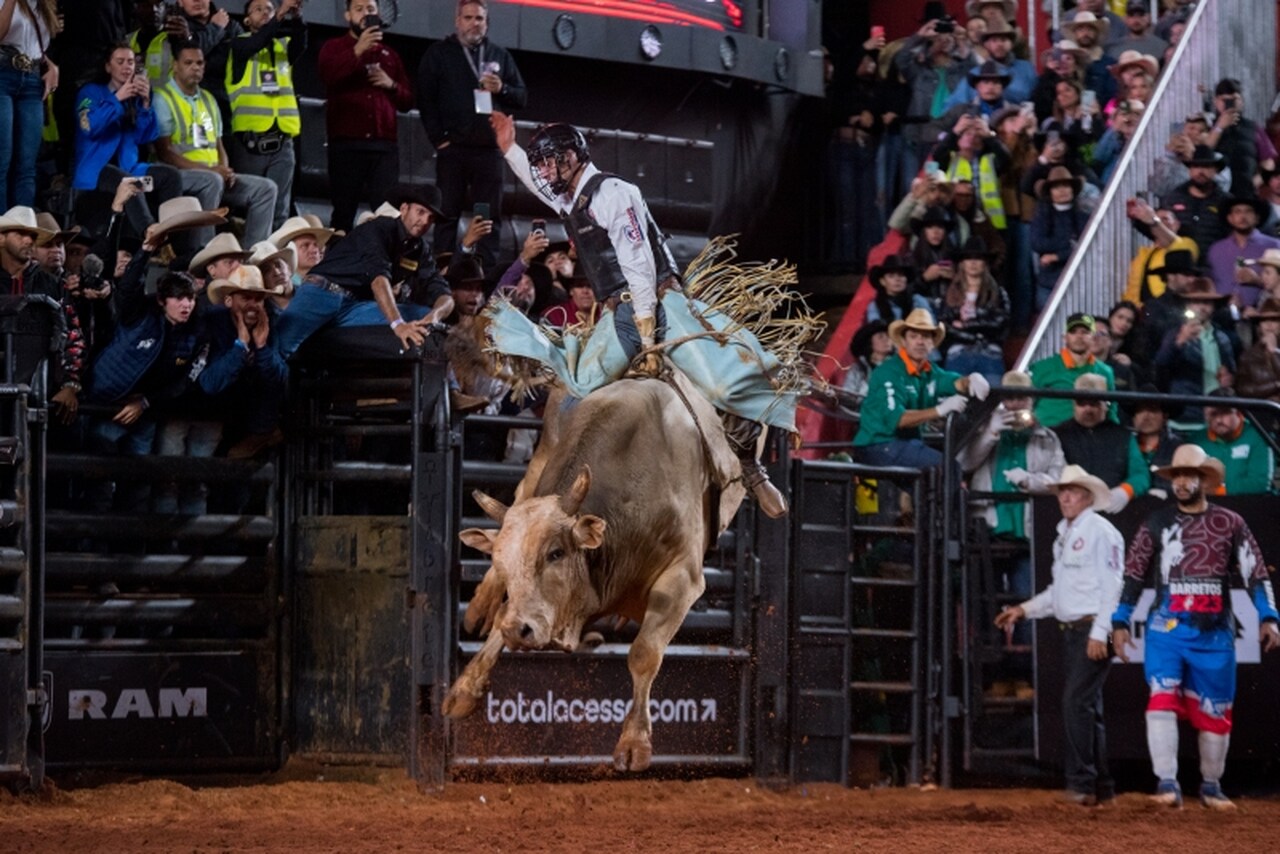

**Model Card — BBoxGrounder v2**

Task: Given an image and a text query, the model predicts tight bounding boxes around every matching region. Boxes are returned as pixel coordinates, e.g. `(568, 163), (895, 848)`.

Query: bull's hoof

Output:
(442, 686), (479, 719)
(612, 734), (653, 772)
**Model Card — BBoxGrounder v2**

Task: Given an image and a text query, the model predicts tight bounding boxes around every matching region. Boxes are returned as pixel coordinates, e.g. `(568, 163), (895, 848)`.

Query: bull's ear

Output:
(572, 514), (607, 550)
(560, 465), (592, 515)
(460, 527), (496, 555)
(473, 490), (508, 524)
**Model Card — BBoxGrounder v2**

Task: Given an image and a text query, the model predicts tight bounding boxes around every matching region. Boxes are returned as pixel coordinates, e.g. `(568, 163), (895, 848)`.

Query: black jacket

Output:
(311, 217), (445, 298)
(416, 35), (527, 149)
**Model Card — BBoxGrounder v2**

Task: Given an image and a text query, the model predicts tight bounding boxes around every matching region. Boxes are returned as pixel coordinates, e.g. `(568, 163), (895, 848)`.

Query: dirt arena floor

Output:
(3, 762), (1279, 853)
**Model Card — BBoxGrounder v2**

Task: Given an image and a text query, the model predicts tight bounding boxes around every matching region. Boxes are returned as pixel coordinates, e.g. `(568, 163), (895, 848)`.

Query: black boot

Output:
(721, 413), (788, 519)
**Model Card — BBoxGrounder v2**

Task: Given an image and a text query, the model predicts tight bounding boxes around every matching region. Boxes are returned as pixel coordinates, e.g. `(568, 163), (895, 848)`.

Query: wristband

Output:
(61, 381), (82, 393)
(390, 319), (405, 330)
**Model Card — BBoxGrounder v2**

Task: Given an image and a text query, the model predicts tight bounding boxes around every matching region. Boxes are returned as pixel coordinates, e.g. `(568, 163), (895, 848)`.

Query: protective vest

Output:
(127, 29), (172, 86)
(225, 34), (300, 135)
(563, 172), (678, 303)
(946, 154), (1006, 229)
(155, 83), (221, 166)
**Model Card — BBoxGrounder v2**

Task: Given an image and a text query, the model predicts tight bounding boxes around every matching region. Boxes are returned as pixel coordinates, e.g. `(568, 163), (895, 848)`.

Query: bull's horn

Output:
(560, 465), (592, 515)
(473, 490), (509, 523)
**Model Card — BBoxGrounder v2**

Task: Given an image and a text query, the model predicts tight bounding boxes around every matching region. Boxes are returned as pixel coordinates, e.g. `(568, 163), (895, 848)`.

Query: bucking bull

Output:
(442, 371), (747, 771)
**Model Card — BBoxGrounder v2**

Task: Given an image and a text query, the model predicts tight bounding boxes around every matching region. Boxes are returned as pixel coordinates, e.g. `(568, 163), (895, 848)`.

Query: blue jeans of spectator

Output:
(944, 347), (1005, 388)
(1004, 221), (1033, 331)
(180, 168), (279, 248)
(877, 132), (921, 229)
(855, 438), (943, 470)
(153, 418), (223, 515)
(274, 282), (431, 360)
(85, 414), (157, 513)
(0, 64), (45, 209)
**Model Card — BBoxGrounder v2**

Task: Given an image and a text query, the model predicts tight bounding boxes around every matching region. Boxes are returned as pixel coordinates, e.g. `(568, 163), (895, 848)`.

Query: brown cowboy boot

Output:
(722, 413), (788, 518)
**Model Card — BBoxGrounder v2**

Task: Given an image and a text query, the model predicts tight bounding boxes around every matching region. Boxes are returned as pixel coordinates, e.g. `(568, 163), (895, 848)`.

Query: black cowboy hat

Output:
(1149, 247), (1198, 277)
(850, 318), (890, 361)
(446, 254), (486, 290)
(1218, 193), (1270, 225)
(868, 254), (917, 285)
(968, 59), (1013, 86)
(952, 235), (993, 261)
(387, 183), (445, 218)
(912, 206), (954, 234)
(1184, 144), (1225, 169)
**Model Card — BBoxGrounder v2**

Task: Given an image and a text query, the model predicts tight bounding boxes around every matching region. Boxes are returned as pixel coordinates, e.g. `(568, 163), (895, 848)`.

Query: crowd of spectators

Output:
(0, 0), (593, 515)
(834, 0), (1280, 500)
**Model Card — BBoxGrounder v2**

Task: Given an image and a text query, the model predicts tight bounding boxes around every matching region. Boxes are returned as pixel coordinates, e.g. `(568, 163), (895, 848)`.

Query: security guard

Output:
(226, 0), (305, 228)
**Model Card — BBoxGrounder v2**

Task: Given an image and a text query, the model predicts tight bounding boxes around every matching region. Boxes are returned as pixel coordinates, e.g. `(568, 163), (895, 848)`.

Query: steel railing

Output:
(1017, 0), (1278, 369)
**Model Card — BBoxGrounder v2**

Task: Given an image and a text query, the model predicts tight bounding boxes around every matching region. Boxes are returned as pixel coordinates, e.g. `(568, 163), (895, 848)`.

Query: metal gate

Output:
(787, 458), (934, 786)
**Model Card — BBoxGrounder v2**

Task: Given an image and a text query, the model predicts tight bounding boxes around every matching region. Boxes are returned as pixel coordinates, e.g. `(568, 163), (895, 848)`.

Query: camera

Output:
(934, 16), (956, 33)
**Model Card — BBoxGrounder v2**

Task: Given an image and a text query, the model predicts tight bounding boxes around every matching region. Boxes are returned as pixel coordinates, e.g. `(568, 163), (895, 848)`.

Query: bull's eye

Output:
(546, 547), (566, 563)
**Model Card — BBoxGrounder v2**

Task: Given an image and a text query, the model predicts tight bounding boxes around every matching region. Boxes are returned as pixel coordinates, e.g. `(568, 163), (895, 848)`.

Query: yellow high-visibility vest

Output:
(127, 29), (172, 86)
(946, 154), (1007, 229)
(225, 34), (300, 136)
(155, 82), (221, 167)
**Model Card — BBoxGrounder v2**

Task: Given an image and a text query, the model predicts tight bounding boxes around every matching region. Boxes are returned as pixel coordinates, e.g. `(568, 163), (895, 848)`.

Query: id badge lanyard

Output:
(464, 43), (492, 114)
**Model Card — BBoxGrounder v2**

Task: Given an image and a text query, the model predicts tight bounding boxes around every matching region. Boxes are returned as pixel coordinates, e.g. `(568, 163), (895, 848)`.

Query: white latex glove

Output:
(1004, 467), (1030, 489)
(936, 394), (969, 417)
(1106, 486), (1130, 514)
(967, 372), (991, 400)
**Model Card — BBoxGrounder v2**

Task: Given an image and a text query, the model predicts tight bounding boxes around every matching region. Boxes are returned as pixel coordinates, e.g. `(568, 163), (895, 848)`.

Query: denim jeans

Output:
(180, 168), (279, 247)
(0, 64), (45, 209)
(612, 299), (667, 360)
(274, 282), (432, 360)
(153, 418), (222, 515)
(227, 134), (296, 230)
(85, 415), (158, 513)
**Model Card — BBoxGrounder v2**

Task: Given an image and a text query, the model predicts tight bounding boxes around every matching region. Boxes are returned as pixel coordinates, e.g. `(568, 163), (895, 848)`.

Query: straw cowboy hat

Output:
(980, 20), (1017, 41)
(1044, 39), (1091, 67)
(206, 263), (287, 303)
(1062, 11), (1111, 42)
(189, 232), (251, 274)
(888, 307), (947, 349)
(248, 240), (296, 273)
(269, 215), (335, 248)
(1255, 248), (1280, 272)
(965, 0), (1016, 18)
(1154, 444), (1223, 491)
(0, 206), (56, 244)
(153, 196), (228, 238)
(33, 212), (80, 244)
(1048, 464), (1112, 510)
(1110, 50), (1159, 79)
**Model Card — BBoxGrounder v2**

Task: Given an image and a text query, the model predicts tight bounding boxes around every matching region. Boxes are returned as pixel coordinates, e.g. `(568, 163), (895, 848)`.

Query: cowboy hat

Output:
(952, 235), (993, 261)
(247, 240), (296, 274)
(1062, 10), (1111, 41)
(868, 254), (917, 285)
(1154, 444), (1223, 491)
(387, 183), (445, 218)
(1255, 248), (1280, 272)
(446, 254), (486, 291)
(0, 206), (56, 244)
(1252, 296), (1280, 319)
(967, 59), (1012, 86)
(189, 232), (251, 274)
(153, 196), (228, 238)
(1149, 248), (1199, 277)
(1180, 276), (1229, 301)
(1110, 50), (1159, 79)
(206, 263), (287, 303)
(1034, 165), (1084, 198)
(269, 215), (335, 248)
(980, 20), (1017, 41)
(888, 307), (946, 349)
(1001, 369), (1032, 388)
(912, 206), (954, 234)
(965, 0), (1016, 18)
(1043, 39), (1091, 66)
(1048, 464), (1112, 510)
(33, 212), (81, 245)
(1184, 144), (1225, 169)
(1218, 194), (1270, 225)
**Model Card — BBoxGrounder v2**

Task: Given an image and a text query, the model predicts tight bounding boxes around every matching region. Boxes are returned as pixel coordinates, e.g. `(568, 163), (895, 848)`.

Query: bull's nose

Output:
(520, 623), (535, 640)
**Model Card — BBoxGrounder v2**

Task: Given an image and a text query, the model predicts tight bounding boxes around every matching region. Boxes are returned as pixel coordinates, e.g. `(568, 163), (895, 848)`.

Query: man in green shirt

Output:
(854, 308), (990, 468)
(1187, 389), (1276, 494)
(1029, 312), (1116, 428)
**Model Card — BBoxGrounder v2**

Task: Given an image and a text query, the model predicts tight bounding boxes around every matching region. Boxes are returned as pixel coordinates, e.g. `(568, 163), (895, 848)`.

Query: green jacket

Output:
(1188, 421), (1276, 494)
(854, 351), (962, 447)
(1029, 350), (1116, 428)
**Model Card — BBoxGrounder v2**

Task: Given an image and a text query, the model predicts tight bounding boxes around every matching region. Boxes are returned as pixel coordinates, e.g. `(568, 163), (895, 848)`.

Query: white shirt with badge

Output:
(504, 148), (660, 319)
(1020, 507), (1126, 643)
